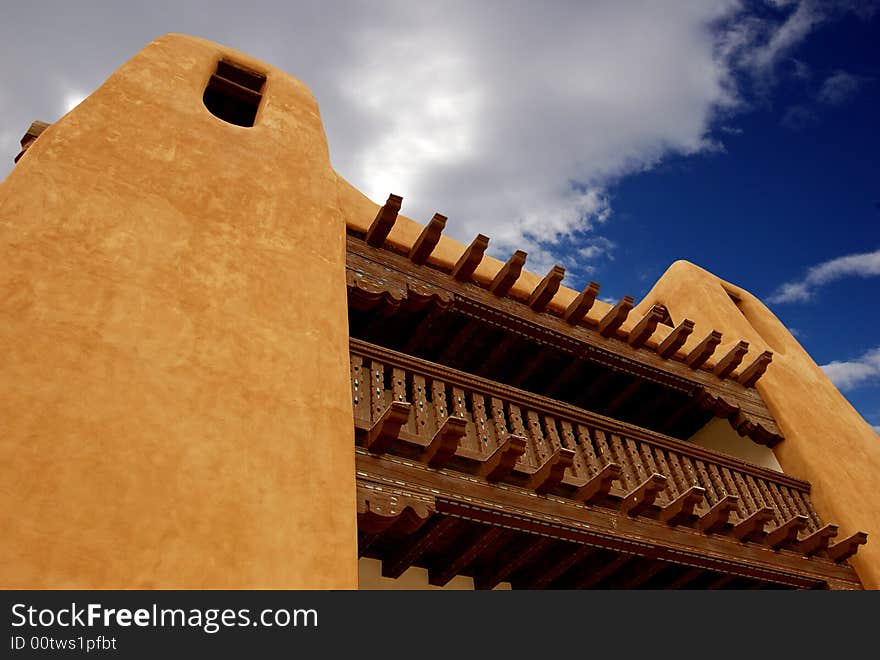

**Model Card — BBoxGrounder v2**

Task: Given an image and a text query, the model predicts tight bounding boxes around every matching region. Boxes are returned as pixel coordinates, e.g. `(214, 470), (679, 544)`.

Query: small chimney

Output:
(14, 120), (51, 164)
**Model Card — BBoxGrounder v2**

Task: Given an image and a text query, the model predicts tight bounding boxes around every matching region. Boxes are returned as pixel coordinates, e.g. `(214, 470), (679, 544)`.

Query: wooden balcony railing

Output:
(350, 338), (866, 561)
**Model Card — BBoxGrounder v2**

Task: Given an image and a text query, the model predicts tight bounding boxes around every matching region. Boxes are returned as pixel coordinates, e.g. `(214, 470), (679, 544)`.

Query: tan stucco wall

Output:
(358, 557), (511, 590)
(0, 35), (357, 588)
(689, 418), (783, 473)
(637, 261), (880, 589)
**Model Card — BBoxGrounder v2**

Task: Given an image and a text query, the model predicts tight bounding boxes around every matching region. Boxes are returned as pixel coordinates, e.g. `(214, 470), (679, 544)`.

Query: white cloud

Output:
(768, 249), (880, 303)
(817, 70), (865, 105)
(821, 347), (880, 391)
(61, 91), (87, 115)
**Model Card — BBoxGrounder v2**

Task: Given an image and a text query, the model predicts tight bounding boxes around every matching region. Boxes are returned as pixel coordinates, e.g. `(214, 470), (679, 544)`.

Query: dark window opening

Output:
(203, 59), (266, 127)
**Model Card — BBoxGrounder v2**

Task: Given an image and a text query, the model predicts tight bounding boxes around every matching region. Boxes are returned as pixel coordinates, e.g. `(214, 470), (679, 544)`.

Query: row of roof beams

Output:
(360, 194), (773, 389)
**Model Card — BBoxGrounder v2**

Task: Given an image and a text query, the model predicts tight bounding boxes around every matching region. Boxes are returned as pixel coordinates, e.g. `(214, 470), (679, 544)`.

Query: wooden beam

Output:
(362, 401), (412, 454)
(529, 265), (566, 312)
(488, 250), (527, 297)
(365, 194), (403, 247)
(522, 545), (595, 589)
(563, 281), (601, 325)
(686, 330), (723, 369)
(713, 341), (750, 379)
(451, 234), (490, 282)
(697, 494), (739, 534)
(437, 321), (480, 364)
(572, 463), (622, 503)
(621, 473), (668, 517)
(604, 379), (642, 416)
(731, 507), (775, 543)
(474, 536), (555, 590)
(576, 554), (634, 589)
(481, 334), (520, 374)
(706, 574), (736, 590)
(613, 559), (669, 589)
(429, 525), (506, 586)
(827, 531), (868, 563)
(477, 434), (528, 482)
(546, 356), (585, 397)
(423, 416), (468, 468)
(764, 515), (809, 550)
(628, 305), (667, 348)
(658, 486), (706, 527)
(511, 346), (552, 388)
(598, 296), (634, 337)
(795, 524), (838, 557)
(663, 567), (704, 590)
(382, 515), (458, 579)
(527, 448), (576, 494)
(408, 213), (447, 265)
(737, 350), (773, 388)
(657, 319), (695, 359)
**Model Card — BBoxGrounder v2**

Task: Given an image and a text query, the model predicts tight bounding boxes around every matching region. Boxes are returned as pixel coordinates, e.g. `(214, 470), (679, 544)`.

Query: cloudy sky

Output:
(1, 1), (878, 432)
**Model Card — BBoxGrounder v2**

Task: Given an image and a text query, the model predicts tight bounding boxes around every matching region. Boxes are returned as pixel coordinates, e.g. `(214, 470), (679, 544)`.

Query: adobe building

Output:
(1, 34), (877, 590)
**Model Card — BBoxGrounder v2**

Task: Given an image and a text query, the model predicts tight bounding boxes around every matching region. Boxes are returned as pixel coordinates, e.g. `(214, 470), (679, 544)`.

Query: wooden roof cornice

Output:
(346, 223), (782, 446)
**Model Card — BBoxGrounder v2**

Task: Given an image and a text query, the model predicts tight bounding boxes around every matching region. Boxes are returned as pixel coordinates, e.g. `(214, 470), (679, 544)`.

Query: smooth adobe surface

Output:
(0, 34), (358, 587)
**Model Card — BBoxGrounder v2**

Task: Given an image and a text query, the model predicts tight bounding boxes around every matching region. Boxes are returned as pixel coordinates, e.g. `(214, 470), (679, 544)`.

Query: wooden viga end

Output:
(349, 339), (867, 568)
(354, 194), (775, 389)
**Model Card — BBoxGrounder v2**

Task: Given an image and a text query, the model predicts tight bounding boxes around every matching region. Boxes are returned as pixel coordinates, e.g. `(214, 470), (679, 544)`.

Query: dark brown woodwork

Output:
(408, 213), (447, 265)
(706, 574), (735, 590)
(361, 401), (412, 454)
(521, 545), (595, 589)
(713, 341), (750, 379)
(438, 321), (481, 364)
(686, 331), (723, 369)
(731, 507), (775, 542)
(738, 350), (774, 388)
(512, 347), (553, 388)
(628, 305), (667, 348)
(698, 495), (739, 534)
(795, 524), (838, 557)
(14, 120), (50, 164)
(451, 234), (490, 282)
(429, 525), (506, 586)
(474, 536), (554, 590)
(598, 296), (634, 337)
(604, 379), (642, 416)
(477, 435), (528, 482)
(658, 486), (706, 526)
(346, 236), (784, 443)
(357, 484), (435, 534)
(612, 559), (669, 589)
(382, 515), (458, 579)
(657, 319), (695, 359)
(764, 515), (809, 550)
(663, 567), (704, 590)
(365, 194), (403, 247)
(827, 531), (868, 562)
(563, 281), (601, 325)
(489, 250), (527, 297)
(621, 473), (668, 517)
(576, 554), (635, 589)
(423, 416), (467, 468)
(529, 265), (566, 313)
(527, 448), (576, 494)
(572, 462), (622, 503)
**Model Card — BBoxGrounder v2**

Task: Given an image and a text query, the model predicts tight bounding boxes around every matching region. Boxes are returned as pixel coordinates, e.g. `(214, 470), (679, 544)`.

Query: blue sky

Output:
(0, 1), (878, 431)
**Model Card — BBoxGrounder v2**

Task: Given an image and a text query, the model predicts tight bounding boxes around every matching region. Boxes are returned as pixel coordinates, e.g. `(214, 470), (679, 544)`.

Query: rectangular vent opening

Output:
(203, 59), (266, 128)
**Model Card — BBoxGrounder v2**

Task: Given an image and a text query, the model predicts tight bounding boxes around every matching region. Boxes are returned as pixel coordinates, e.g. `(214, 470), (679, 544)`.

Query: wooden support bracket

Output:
(408, 213), (447, 265)
(764, 515), (809, 550)
(628, 305), (667, 348)
(827, 531), (868, 563)
(795, 524), (839, 557)
(697, 494), (739, 534)
(563, 281), (601, 325)
(713, 341), (750, 379)
(365, 194), (402, 247)
(572, 463), (622, 503)
(527, 448), (576, 494)
(423, 415), (468, 468)
(737, 350), (774, 388)
(731, 507), (776, 542)
(686, 331), (723, 369)
(657, 319), (695, 358)
(621, 473), (668, 517)
(658, 485), (706, 526)
(451, 234), (490, 282)
(477, 434), (528, 482)
(362, 401), (412, 454)
(529, 265), (565, 312)
(598, 296), (634, 337)
(489, 250), (527, 297)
